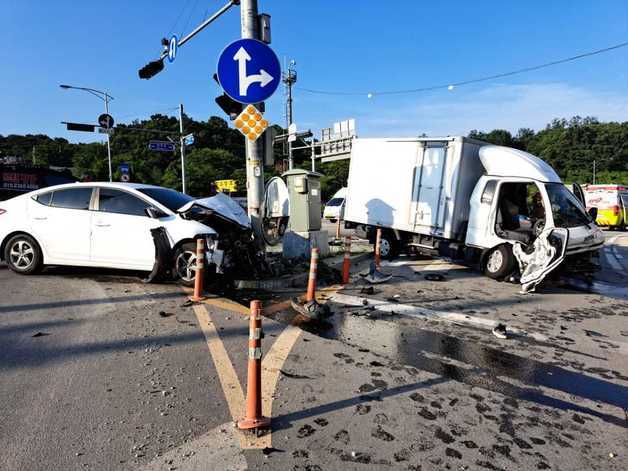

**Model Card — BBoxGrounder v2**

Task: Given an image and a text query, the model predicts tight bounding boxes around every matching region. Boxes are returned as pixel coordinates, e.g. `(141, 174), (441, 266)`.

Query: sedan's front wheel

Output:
(5, 234), (43, 275)
(173, 243), (199, 287)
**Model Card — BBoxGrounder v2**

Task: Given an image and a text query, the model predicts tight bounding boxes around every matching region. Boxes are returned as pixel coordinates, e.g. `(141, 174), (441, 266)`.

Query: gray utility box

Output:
(283, 169), (323, 232)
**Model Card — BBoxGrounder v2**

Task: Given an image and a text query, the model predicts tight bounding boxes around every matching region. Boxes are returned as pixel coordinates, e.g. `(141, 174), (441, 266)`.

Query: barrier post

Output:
(374, 228), (382, 269)
(306, 247), (319, 302)
(191, 238), (205, 301)
(342, 236), (351, 284)
(237, 300), (271, 430)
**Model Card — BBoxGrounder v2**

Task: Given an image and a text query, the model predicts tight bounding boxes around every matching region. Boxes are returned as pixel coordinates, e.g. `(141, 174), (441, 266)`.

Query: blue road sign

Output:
(148, 140), (175, 152)
(118, 163), (130, 182)
(184, 133), (194, 146)
(216, 38), (280, 104)
(168, 35), (178, 63)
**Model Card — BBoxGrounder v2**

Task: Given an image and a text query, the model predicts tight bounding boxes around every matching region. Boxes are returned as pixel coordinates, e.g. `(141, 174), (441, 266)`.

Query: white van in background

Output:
(323, 187), (347, 223)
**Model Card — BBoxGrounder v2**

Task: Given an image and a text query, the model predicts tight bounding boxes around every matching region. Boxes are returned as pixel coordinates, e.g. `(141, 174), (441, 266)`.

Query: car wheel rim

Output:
(9, 240), (34, 270)
(487, 250), (503, 273)
(175, 250), (197, 282)
(379, 239), (391, 257)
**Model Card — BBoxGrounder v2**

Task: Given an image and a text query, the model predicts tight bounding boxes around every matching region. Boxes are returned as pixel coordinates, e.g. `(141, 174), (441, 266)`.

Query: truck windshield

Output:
(545, 183), (591, 228)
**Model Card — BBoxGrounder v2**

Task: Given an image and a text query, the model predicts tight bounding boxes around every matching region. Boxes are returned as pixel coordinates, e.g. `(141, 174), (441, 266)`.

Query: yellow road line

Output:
(186, 289), (304, 449)
(191, 303), (249, 449)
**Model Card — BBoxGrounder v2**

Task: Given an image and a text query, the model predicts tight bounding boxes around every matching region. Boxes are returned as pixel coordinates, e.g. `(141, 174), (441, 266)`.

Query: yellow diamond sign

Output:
(234, 105), (269, 142)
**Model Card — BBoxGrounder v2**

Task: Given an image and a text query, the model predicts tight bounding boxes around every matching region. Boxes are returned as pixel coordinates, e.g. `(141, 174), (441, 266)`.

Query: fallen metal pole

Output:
(237, 300), (271, 430)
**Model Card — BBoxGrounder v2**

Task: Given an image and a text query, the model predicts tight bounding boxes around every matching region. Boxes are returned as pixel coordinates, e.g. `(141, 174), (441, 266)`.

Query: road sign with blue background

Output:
(148, 140), (175, 152)
(216, 38), (281, 104)
(168, 35), (177, 63)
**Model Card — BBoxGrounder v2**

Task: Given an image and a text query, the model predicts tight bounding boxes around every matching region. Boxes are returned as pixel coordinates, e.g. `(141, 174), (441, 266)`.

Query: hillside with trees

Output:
(1, 115), (626, 200)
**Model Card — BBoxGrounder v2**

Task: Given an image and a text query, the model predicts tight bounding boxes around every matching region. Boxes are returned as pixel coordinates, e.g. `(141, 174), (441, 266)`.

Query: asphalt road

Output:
(597, 229), (628, 284)
(0, 266), (235, 470)
(1, 229), (627, 470)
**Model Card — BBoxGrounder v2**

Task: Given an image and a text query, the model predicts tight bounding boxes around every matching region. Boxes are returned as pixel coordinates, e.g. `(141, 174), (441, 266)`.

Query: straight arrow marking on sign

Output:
(234, 46), (274, 97)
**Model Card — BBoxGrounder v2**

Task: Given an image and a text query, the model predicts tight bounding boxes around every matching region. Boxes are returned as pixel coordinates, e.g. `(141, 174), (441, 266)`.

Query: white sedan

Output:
(0, 182), (253, 284)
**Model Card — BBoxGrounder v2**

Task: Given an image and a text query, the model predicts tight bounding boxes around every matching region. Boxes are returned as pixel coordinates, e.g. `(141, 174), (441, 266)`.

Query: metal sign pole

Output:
(240, 0), (265, 245)
(105, 94), (113, 182)
(179, 104), (187, 194)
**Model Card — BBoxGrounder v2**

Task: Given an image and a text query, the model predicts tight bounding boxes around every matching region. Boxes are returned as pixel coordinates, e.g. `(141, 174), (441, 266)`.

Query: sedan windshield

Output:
(545, 183), (591, 228)
(138, 187), (194, 212)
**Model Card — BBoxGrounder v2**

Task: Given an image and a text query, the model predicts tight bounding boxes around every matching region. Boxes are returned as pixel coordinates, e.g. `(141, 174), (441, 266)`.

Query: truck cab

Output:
(466, 146), (604, 281)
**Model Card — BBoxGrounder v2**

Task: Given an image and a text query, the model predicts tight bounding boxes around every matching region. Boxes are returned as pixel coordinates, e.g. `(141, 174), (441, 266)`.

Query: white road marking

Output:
(329, 292), (548, 342)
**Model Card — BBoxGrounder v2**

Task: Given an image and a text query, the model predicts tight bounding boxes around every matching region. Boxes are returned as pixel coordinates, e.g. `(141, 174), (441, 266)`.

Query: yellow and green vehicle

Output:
(583, 185), (628, 229)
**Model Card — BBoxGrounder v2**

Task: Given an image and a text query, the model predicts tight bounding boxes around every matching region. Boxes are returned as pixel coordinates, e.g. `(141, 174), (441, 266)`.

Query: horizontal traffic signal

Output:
(65, 122), (96, 132)
(138, 60), (165, 80)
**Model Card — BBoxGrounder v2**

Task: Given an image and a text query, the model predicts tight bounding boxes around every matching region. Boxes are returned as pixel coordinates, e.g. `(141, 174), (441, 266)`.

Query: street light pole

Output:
(104, 93), (113, 182)
(179, 103), (187, 194)
(60, 84), (114, 182)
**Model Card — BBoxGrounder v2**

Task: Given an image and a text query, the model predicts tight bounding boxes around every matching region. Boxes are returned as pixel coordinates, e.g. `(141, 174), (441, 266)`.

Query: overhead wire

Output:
(166, 0), (192, 38)
(297, 41), (628, 97)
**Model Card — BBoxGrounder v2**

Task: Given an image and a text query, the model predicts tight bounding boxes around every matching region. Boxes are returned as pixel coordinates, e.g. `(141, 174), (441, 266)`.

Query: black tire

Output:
(173, 242), (199, 287)
(4, 234), (43, 275)
(484, 244), (516, 280)
(378, 232), (399, 260)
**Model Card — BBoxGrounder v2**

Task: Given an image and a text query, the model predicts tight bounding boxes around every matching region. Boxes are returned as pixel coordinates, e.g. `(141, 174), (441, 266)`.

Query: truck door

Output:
(571, 183), (586, 207)
(411, 142), (448, 231)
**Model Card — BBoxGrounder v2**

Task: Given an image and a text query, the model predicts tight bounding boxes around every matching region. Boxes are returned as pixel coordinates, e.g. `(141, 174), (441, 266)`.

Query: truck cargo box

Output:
(344, 136), (485, 241)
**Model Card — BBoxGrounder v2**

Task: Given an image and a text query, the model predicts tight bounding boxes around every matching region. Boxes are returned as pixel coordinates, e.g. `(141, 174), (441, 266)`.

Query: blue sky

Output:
(1, 0), (627, 144)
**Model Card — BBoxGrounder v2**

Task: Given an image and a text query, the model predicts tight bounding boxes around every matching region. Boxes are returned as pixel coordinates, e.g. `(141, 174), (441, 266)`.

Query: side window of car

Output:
(35, 192), (53, 206)
(99, 188), (150, 217)
(50, 188), (93, 210)
(481, 180), (497, 204)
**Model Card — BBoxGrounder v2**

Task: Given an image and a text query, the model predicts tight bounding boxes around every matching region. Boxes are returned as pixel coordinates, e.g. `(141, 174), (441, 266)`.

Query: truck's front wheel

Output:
(378, 232), (399, 260)
(484, 245), (516, 280)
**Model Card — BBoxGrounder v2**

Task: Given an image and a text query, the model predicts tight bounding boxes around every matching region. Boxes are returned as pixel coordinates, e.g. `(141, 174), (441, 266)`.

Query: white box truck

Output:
(344, 136), (604, 289)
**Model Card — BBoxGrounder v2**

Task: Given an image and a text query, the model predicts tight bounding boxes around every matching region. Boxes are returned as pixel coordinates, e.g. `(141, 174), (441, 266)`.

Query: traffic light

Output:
(215, 93), (243, 120)
(138, 60), (164, 80)
(65, 122), (95, 132)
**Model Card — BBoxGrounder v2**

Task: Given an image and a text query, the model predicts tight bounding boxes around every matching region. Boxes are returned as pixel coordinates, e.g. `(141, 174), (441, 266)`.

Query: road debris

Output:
(491, 323), (509, 339)
(361, 262), (392, 284)
(424, 273), (446, 281)
(31, 332), (50, 337)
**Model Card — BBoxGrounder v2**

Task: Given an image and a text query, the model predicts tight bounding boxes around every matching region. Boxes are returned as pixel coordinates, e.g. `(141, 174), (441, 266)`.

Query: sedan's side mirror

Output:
(145, 207), (167, 219)
(587, 207), (598, 221)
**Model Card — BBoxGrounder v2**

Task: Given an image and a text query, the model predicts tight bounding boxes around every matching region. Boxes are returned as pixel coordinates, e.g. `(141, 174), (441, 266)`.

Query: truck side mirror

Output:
(587, 207), (598, 221)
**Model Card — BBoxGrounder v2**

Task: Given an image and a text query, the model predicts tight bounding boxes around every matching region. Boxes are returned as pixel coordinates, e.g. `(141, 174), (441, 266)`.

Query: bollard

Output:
(335, 216), (342, 240)
(237, 300), (271, 430)
(306, 247), (319, 302)
(374, 228), (382, 269)
(191, 238), (205, 301)
(342, 236), (352, 284)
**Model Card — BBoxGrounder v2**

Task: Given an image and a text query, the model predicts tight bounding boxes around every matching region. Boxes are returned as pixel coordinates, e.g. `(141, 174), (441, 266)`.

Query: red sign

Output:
(1, 172), (40, 190)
